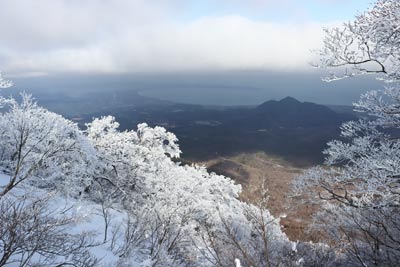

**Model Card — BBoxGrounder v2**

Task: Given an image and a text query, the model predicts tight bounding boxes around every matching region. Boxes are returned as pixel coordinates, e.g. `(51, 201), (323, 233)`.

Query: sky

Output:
(0, 0), (380, 105)
(0, 0), (372, 76)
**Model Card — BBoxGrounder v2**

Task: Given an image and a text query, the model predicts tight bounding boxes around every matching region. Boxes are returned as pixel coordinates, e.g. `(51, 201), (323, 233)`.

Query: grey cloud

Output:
(0, 0), (329, 76)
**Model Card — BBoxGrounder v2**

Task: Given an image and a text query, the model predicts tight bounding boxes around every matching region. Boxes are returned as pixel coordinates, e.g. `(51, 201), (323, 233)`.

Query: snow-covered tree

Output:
(0, 72), (13, 89)
(296, 1), (400, 265)
(315, 0), (400, 82)
(295, 91), (400, 265)
(0, 192), (98, 267)
(85, 116), (181, 203)
(85, 116), (306, 266)
(0, 94), (95, 197)
(0, 80), (98, 266)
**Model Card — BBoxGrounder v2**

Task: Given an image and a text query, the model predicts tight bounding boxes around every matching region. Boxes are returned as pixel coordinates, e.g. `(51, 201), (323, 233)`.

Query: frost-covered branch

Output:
(0, 94), (94, 197)
(0, 72), (13, 89)
(0, 193), (98, 267)
(314, 0), (400, 82)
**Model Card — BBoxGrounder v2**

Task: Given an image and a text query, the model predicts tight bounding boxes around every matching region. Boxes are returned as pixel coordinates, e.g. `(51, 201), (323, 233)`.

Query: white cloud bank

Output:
(0, 0), (329, 76)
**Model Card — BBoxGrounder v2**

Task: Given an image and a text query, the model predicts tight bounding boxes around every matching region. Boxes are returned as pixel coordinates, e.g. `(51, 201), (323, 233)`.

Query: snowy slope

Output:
(0, 171), (146, 267)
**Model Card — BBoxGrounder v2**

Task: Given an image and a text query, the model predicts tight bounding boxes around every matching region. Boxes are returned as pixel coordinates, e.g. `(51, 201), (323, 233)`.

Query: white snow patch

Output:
(235, 258), (242, 267)
(0, 171), (10, 187)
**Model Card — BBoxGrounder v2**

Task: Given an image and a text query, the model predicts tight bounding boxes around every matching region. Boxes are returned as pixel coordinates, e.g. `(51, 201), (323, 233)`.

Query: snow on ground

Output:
(54, 197), (124, 266)
(0, 170), (144, 266)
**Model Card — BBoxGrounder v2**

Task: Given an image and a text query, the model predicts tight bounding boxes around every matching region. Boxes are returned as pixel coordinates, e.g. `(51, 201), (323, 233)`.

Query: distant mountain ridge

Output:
(76, 95), (355, 165)
(251, 96), (353, 128)
(13, 90), (354, 165)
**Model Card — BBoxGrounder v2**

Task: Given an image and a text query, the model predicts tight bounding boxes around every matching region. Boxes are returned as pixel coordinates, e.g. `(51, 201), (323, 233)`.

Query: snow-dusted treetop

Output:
(315, 0), (400, 82)
(0, 72), (13, 88)
(295, 2), (400, 265)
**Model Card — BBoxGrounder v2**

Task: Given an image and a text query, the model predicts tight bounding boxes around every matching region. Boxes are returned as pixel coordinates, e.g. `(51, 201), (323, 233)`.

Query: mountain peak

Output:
(257, 96), (301, 109)
(279, 96), (300, 104)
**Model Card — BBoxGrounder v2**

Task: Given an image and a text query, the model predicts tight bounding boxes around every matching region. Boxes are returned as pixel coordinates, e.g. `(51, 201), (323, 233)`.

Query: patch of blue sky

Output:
(181, 0), (373, 23)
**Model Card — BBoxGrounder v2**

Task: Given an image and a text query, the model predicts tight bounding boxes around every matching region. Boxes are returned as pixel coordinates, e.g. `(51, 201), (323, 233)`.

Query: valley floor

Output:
(200, 152), (320, 241)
